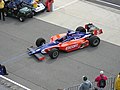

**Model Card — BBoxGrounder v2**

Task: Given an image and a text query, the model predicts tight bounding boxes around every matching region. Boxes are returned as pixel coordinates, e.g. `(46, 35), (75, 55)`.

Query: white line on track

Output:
(0, 75), (31, 90)
(96, 0), (120, 8)
(54, 0), (78, 11)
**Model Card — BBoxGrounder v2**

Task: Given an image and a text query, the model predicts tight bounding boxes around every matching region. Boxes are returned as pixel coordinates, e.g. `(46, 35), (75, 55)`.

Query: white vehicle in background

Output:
(31, 0), (46, 15)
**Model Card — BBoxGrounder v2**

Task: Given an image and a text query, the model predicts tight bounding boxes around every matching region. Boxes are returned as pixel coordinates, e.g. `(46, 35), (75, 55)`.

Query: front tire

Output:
(49, 48), (59, 59)
(89, 36), (100, 47)
(19, 17), (25, 22)
(36, 38), (46, 47)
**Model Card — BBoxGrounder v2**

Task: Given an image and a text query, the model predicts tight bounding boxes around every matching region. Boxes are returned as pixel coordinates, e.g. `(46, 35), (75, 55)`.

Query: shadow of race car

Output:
(27, 23), (103, 60)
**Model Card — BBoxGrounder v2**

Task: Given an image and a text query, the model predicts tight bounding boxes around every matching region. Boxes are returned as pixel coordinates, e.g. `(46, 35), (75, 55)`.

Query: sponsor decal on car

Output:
(65, 44), (78, 50)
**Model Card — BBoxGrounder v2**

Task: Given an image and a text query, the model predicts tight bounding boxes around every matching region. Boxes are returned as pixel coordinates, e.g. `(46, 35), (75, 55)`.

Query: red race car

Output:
(27, 23), (103, 60)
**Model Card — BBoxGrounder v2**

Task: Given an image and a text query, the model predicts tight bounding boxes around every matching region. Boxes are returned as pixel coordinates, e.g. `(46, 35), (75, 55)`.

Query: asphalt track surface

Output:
(102, 0), (120, 5)
(0, 16), (120, 90)
(87, 0), (120, 10)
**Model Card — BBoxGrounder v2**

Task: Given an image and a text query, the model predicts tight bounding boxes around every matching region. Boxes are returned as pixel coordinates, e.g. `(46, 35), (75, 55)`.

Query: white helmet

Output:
(100, 71), (104, 74)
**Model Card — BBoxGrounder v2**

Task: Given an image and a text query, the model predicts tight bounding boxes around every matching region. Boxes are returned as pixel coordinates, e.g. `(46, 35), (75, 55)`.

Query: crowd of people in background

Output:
(78, 71), (108, 90)
(57, 71), (120, 90)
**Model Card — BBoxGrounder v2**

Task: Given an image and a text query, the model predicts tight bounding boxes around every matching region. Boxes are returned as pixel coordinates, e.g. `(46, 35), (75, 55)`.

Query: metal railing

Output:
(63, 77), (115, 90)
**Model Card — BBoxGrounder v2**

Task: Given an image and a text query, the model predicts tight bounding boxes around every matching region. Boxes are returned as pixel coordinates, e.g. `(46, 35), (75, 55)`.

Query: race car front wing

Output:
(27, 46), (45, 61)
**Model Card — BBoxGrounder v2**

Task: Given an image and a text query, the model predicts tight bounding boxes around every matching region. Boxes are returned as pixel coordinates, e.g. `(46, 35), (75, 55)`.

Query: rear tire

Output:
(36, 38), (46, 47)
(89, 36), (100, 47)
(49, 48), (59, 59)
(76, 26), (86, 33)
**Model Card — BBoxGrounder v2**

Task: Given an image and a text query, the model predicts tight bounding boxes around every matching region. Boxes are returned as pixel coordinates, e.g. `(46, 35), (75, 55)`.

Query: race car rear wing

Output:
(85, 23), (103, 35)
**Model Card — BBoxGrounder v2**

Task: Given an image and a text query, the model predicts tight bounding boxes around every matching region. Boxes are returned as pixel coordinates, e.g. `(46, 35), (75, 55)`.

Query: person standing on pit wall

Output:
(79, 76), (92, 90)
(45, 0), (54, 12)
(95, 71), (108, 90)
(114, 72), (120, 90)
(0, 0), (5, 21)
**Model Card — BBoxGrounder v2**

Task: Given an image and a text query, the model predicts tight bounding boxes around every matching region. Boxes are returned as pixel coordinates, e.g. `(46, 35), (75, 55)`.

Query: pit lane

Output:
(0, 17), (120, 90)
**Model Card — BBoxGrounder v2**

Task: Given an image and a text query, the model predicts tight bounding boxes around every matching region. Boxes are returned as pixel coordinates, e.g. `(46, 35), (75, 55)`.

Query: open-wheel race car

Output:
(27, 23), (103, 60)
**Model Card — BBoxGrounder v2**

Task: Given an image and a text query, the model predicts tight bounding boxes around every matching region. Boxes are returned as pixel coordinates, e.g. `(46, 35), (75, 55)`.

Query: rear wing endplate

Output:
(85, 23), (103, 35)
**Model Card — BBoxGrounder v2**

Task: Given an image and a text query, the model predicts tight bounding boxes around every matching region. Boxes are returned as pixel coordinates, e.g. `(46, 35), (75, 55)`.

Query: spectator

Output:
(114, 72), (120, 90)
(95, 71), (108, 90)
(45, 0), (54, 12)
(0, 0), (5, 21)
(0, 64), (8, 75)
(79, 76), (92, 90)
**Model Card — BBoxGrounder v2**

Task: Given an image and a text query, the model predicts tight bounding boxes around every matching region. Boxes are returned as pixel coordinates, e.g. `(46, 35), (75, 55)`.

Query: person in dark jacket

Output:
(0, 64), (8, 75)
(79, 76), (92, 90)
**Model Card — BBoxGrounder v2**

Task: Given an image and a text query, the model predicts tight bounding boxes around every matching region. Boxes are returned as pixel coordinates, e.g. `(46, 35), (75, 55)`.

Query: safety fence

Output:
(0, 75), (31, 90)
(63, 76), (115, 90)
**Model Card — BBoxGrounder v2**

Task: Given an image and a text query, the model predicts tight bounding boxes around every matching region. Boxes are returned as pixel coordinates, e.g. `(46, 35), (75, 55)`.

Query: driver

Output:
(66, 30), (75, 40)
(56, 30), (75, 42)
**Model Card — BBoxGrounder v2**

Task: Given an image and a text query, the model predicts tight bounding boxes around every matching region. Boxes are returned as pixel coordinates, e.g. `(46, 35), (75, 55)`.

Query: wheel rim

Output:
(53, 51), (59, 58)
(93, 39), (99, 46)
(19, 17), (23, 21)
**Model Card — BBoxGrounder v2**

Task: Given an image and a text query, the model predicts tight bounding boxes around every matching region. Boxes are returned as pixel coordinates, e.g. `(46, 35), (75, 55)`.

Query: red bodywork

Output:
(50, 33), (89, 52)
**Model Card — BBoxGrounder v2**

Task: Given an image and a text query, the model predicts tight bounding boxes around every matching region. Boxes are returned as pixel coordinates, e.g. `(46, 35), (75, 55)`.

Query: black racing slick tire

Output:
(89, 36), (100, 47)
(36, 38), (46, 47)
(49, 48), (59, 59)
(76, 26), (86, 33)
